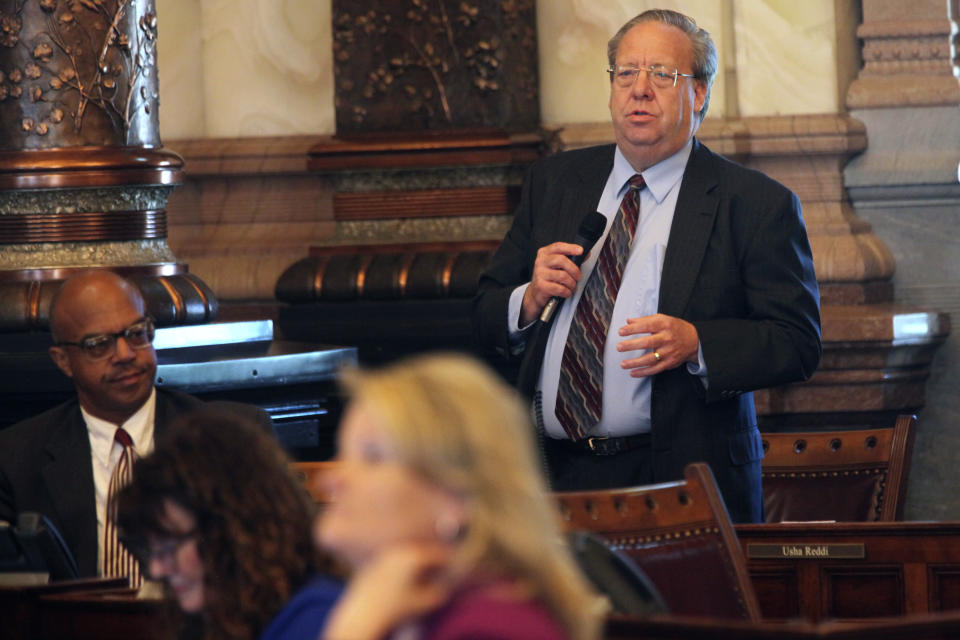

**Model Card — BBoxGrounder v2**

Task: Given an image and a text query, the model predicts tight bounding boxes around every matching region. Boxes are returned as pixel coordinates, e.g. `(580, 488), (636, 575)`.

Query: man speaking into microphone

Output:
(472, 8), (821, 523)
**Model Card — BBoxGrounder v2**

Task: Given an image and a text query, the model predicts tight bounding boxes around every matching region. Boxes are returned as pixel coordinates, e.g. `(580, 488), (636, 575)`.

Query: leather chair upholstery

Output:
(555, 463), (761, 621)
(761, 414), (916, 522)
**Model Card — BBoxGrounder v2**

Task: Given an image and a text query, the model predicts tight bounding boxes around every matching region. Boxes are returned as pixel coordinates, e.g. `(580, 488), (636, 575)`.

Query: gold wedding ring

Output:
(653, 351), (662, 362)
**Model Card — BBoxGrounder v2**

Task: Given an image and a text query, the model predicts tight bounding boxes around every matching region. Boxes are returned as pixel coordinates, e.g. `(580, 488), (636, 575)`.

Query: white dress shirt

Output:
(83, 388), (156, 574)
(508, 140), (705, 438)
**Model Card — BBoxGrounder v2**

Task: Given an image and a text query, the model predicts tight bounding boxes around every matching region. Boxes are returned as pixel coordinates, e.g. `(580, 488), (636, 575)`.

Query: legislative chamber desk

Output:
(8, 592), (960, 640)
(604, 610), (960, 639)
(0, 577), (168, 639)
(735, 521), (960, 621)
(7, 522), (960, 638)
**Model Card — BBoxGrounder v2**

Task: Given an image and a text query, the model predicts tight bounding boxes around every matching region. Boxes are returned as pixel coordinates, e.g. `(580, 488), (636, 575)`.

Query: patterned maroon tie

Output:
(104, 427), (142, 587)
(555, 174), (645, 440)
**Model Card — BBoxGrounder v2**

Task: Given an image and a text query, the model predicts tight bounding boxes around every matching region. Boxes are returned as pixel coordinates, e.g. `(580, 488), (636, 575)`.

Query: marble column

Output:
(0, 0), (214, 330)
(845, 0), (960, 519)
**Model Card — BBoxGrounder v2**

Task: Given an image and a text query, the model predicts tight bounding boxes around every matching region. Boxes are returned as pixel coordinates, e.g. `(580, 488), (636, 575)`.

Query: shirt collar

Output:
(613, 139), (694, 205)
(84, 387), (156, 466)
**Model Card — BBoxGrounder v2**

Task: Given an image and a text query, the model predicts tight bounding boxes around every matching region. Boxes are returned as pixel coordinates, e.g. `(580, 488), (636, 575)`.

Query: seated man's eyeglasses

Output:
(55, 317), (156, 361)
(607, 64), (696, 89)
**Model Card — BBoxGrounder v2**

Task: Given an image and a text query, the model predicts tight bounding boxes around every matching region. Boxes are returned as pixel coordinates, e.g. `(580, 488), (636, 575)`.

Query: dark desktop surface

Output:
(0, 321), (356, 461)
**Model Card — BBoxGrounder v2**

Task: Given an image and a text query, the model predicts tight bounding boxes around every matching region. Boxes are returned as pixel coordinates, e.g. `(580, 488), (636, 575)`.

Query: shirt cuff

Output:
(685, 342), (709, 388)
(508, 283), (535, 343)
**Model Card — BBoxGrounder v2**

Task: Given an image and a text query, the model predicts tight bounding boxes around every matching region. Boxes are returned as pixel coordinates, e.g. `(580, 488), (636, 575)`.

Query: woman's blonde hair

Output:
(341, 352), (605, 640)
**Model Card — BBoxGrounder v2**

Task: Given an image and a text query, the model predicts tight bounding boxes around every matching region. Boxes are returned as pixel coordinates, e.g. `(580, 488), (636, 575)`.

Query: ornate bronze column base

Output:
(0, 147), (217, 330)
(0, 269), (217, 331)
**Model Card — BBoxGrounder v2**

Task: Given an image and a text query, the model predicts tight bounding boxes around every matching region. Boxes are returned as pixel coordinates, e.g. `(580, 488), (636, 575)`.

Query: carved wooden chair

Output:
(555, 463), (762, 621)
(761, 414), (917, 522)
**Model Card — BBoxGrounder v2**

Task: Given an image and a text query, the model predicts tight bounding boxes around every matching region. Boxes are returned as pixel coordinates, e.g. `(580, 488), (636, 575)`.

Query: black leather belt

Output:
(547, 433), (651, 456)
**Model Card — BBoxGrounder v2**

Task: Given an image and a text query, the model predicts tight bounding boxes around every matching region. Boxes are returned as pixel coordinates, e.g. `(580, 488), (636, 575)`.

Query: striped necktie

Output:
(104, 427), (142, 587)
(555, 174), (645, 440)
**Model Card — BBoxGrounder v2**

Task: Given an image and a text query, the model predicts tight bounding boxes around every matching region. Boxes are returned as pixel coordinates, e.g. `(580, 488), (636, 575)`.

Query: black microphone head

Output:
(540, 211), (609, 325)
(577, 211), (607, 248)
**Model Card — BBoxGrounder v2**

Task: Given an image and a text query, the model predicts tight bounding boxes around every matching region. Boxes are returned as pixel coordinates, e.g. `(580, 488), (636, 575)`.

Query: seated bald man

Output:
(0, 269), (274, 580)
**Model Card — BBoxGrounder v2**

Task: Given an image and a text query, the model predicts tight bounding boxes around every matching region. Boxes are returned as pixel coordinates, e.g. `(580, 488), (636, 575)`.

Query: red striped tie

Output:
(104, 427), (142, 587)
(555, 174), (645, 440)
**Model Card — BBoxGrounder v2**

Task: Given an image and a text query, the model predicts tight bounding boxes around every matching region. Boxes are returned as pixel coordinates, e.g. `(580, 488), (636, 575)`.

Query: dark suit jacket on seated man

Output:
(0, 270), (273, 578)
(472, 9), (821, 523)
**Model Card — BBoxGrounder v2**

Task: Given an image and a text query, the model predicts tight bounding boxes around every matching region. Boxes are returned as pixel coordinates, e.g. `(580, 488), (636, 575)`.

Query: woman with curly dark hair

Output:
(115, 407), (340, 640)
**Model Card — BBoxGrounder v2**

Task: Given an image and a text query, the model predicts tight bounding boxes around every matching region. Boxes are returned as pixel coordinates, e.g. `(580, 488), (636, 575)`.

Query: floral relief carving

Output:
(0, 9), (21, 47)
(0, 0), (161, 148)
(333, 0), (539, 133)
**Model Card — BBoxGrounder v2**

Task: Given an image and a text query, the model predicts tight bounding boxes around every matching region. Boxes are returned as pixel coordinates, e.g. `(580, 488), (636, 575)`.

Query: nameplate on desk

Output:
(747, 543), (865, 559)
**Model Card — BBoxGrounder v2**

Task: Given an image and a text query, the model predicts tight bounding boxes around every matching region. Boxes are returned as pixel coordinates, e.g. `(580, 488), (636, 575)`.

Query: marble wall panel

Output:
(157, 1), (746, 137)
(156, 0), (205, 140)
(155, 0), (857, 136)
(537, 0), (727, 125)
(157, 0), (335, 139)
(733, 0), (841, 116)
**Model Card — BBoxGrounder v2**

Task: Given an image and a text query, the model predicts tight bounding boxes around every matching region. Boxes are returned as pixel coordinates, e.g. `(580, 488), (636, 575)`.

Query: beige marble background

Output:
(156, 0), (850, 140)
(157, 0), (334, 140)
(538, 0), (727, 124)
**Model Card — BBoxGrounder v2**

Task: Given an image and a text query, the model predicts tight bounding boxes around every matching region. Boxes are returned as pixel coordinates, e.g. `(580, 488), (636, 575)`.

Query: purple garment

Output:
(420, 583), (569, 640)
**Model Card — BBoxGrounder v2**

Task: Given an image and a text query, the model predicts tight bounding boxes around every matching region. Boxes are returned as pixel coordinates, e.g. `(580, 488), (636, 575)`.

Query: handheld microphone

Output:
(539, 211), (607, 323)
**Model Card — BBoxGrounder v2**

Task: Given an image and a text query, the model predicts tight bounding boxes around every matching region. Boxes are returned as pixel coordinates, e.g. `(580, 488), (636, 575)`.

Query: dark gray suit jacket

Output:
(473, 139), (822, 523)
(0, 388), (273, 577)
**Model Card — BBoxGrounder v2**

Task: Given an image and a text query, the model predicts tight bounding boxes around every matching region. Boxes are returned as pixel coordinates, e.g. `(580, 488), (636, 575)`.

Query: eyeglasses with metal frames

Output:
(607, 64), (696, 89)
(125, 530), (198, 578)
(55, 317), (156, 361)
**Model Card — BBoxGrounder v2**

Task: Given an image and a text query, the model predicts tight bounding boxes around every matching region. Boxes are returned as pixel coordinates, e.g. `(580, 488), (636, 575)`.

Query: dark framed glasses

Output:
(121, 529), (198, 579)
(55, 317), (156, 361)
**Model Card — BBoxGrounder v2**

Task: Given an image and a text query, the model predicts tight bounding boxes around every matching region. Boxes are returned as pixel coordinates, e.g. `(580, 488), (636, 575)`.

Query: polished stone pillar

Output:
(0, 0), (214, 330)
(844, 0), (960, 519)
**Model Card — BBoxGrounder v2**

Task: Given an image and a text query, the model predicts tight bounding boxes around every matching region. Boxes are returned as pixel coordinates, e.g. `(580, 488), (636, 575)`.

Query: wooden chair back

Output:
(761, 414), (916, 522)
(555, 463), (762, 621)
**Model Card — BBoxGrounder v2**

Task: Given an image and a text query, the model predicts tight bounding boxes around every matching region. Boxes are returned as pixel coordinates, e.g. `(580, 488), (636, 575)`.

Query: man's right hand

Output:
(520, 242), (586, 326)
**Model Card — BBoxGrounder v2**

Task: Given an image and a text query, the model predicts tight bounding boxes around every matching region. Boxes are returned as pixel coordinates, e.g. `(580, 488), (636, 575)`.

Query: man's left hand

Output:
(616, 314), (699, 377)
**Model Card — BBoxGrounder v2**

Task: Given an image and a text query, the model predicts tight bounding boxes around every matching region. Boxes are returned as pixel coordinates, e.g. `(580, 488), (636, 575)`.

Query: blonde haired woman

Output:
(315, 352), (605, 640)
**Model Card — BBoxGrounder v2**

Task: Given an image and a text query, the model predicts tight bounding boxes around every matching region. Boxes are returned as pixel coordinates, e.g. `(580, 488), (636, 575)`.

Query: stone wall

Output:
(844, 0), (960, 519)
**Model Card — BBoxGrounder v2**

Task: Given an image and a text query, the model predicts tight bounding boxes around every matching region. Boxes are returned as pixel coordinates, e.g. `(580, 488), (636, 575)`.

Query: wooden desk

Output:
(0, 577), (147, 639)
(606, 609), (960, 640)
(736, 522), (960, 621)
(292, 476), (960, 623)
(9, 577), (960, 640)
(34, 591), (167, 640)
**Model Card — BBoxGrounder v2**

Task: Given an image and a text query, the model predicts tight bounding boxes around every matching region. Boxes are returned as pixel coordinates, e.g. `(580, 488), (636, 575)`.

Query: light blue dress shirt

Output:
(508, 140), (705, 439)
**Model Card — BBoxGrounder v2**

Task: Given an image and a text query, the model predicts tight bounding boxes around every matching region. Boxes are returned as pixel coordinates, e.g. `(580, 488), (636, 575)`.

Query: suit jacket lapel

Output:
(659, 139), (720, 317)
(40, 407), (99, 577)
(154, 388), (170, 437)
(560, 146), (615, 241)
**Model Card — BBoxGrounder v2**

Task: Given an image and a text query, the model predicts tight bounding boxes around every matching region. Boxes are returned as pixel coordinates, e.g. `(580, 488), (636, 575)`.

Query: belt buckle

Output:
(586, 436), (610, 455)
